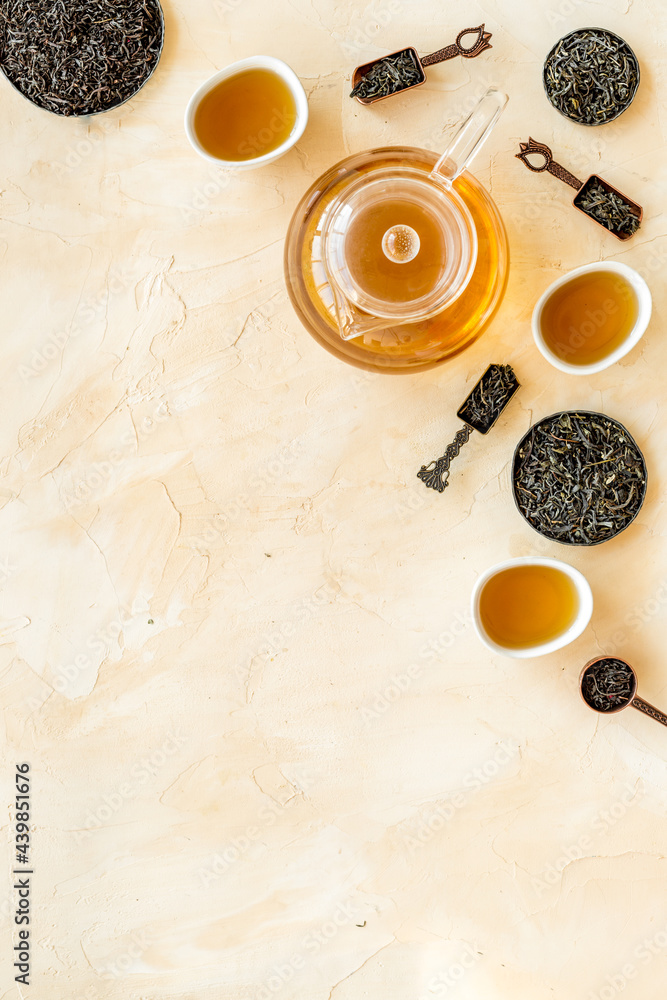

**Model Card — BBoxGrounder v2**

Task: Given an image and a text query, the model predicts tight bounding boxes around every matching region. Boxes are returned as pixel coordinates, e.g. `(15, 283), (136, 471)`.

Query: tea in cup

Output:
(532, 261), (651, 375)
(185, 55), (308, 168)
(471, 557), (593, 657)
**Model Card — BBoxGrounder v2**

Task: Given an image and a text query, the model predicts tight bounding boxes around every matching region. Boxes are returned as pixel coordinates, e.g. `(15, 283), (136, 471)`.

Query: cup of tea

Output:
(471, 557), (593, 658)
(184, 55), (308, 169)
(532, 261), (652, 376)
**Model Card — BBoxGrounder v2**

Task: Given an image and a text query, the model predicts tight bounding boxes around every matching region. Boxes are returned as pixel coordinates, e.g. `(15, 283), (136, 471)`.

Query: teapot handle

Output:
(431, 87), (508, 184)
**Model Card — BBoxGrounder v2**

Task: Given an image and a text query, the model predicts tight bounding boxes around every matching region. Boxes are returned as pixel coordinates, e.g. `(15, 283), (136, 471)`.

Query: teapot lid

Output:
(321, 167), (478, 327)
(317, 88), (508, 340)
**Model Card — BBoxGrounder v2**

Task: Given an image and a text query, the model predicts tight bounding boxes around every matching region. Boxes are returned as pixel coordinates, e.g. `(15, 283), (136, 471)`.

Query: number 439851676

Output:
(15, 764), (30, 862)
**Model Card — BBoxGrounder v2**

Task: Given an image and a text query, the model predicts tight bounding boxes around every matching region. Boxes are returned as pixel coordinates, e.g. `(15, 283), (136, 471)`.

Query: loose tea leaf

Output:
(513, 411), (646, 545)
(574, 178), (641, 238)
(544, 28), (639, 126)
(581, 658), (635, 711)
(458, 363), (519, 434)
(0, 0), (164, 117)
(350, 49), (423, 100)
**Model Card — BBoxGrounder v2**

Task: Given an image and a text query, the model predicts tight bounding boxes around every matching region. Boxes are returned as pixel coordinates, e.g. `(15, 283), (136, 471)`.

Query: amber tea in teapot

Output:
(284, 89), (510, 374)
(344, 199), (448, 303)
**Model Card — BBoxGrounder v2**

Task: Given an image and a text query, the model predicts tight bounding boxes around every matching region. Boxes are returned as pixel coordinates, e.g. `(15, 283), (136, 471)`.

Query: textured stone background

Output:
(1, 1), (666, 998)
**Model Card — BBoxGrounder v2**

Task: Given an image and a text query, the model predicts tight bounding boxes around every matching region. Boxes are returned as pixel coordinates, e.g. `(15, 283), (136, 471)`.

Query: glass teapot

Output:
(284, 88), (510, 374)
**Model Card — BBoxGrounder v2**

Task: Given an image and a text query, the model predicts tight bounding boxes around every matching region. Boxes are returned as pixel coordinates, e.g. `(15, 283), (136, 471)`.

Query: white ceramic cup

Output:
(532, 261), (652, 376)
(471, 556), (593, 658)
(184, 55), (308, 169)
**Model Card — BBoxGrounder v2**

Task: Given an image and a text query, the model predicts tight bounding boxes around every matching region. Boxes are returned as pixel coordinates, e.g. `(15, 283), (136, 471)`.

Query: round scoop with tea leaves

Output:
(580, 657), (667, 729)
(512, 411), (646, 546)
(0, 0), (165, 117)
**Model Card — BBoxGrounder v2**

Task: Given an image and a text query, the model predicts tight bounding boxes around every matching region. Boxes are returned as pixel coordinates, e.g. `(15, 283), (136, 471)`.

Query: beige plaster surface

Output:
(1, 0), (666, 997)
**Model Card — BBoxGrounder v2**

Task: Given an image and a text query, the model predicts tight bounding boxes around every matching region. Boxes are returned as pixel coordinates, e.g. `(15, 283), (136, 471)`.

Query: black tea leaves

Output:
(543, 27), (639, 126)
(574, 178), (641, 239)
(513, 411), (646, 545)
(0, 0), (164, 116)
(350, 49), (423, 101)
(457, 363), (519, 434)
(581, 658), (635, 711)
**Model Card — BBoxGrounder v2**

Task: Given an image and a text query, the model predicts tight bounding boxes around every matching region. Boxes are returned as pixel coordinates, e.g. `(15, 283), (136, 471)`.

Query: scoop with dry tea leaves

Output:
(350, 24), (492, 105)
(417, 364), (519, 493)
(516, 138), (642, 240)
(580, 657), (667, 729)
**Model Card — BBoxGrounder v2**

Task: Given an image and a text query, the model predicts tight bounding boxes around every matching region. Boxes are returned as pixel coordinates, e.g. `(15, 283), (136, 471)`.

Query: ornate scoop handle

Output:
(417, 425), (472, 493)
(631, 696), (667, 728)
(421, 25), (493, 67)
(516, 137), (582, 191)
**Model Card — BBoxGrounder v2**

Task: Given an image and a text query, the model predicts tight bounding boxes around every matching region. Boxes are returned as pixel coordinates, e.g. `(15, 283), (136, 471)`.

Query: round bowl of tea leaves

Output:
(512, 411), (647, 546)
(543, 28), (640, 126)
(0, 0), (165, 117)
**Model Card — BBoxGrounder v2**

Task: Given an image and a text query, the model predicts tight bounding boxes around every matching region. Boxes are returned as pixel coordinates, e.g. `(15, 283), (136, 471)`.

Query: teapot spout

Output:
(331, 284), (406, 341)
(431, 87), (508, 185)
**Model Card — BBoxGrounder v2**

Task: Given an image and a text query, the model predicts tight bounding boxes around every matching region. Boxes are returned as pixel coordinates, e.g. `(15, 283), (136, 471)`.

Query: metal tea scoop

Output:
(580, 656), (667, 729)
(350, 24), (492, 106)
(516, 138), (642, 241)
(417, 364), (519, 493)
